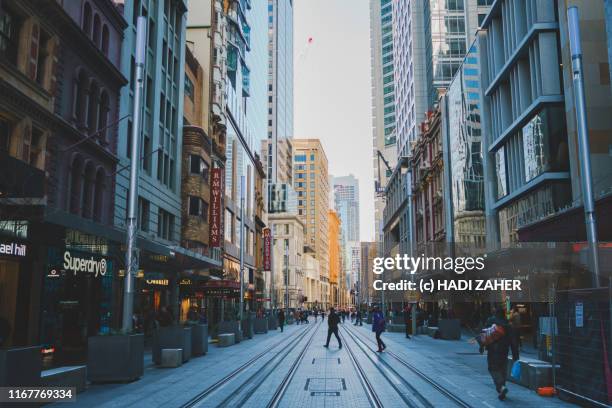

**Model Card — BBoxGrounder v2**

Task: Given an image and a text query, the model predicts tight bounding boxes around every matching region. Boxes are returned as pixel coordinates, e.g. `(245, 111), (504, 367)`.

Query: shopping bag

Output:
(511, 360), (521, 380)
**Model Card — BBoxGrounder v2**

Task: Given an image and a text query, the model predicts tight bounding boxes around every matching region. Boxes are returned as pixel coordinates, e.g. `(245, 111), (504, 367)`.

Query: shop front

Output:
(201, 280), (240, 333)
(0, 234), (32, 348)
(39, 229), (121, 367)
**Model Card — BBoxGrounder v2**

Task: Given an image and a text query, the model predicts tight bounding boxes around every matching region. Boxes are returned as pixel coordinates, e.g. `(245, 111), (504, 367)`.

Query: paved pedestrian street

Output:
(59, 319), (576, 408)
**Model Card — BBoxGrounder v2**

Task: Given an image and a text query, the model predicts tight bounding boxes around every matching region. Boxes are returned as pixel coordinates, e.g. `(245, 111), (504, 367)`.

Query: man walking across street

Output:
(354, 309), (363, 326)
(483, 306), (519, 400)
(278, 309), (285, 333)
(324, 307), (342, 349)
(372, 306), (386, 352)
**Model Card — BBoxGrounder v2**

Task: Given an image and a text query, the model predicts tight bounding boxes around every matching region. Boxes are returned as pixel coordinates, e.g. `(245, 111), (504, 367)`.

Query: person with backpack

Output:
(481, 305), (519, 401)
(324, 307), (342, 349)
(372, 306), (386, 352)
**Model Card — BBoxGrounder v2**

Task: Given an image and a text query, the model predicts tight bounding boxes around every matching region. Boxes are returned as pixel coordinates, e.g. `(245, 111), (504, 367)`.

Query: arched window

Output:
(87, 80), (99, 133)
(68, 155), (84, 214)
(74, 69), (89, 126)
(98, 90), (109, 142)
(101, 25), (109, 56)
(82, 161), (96, 218)
(82, 3), (92, 35)
(93, 168), (106, 222)
(92, 14), (101, 47)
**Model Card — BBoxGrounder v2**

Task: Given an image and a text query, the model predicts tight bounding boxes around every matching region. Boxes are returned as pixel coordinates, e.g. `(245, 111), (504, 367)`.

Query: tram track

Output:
(339, 326), (432, 408)
(343, 324), (473, 408)
(180, 322), (317, 408)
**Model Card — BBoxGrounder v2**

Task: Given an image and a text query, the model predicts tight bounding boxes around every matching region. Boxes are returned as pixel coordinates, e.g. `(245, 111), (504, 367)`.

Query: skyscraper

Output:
(292, 139), (330, 300)
(370, 0), (397, 246)
(267, 0), (294, 185)
(333, 175), (360, 242)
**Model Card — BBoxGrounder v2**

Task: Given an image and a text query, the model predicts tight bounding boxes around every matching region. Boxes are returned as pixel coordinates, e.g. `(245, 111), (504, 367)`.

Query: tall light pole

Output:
(122, 17), (146, 332)
(567, 6), (601, 288)
(284, 239), (289, 318)
(407, 167), (417, 335)
(239, 176), (245, 332)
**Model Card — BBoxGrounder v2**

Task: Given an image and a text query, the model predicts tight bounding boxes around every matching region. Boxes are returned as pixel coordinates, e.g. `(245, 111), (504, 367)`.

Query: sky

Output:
(293, 0), (375, 242)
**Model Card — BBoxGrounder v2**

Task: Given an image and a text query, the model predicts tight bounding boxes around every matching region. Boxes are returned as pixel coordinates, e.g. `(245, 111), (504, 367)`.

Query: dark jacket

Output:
(372, 311), (386, 333)
(328, 311), (340, 329)
(485, 315), (518, 368)
(278, 310), (285, 323)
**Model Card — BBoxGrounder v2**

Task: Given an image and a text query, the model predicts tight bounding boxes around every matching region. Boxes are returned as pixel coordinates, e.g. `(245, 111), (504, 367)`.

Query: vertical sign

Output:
(575, 302), (584, 328)
(210, 168), (225, 247)
(263, 227), (271, 271)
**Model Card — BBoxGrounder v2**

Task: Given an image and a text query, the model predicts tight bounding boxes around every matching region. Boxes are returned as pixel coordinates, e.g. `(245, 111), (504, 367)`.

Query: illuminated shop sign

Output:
(0, 241), (27, 257)
(0, 221), (28, 239)
(63, 251), (108, 277)
(146, 279), (169, 286)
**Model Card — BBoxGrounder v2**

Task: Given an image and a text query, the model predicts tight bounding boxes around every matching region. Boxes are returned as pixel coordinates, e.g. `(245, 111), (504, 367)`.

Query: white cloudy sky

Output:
(294, 0), (374, 241)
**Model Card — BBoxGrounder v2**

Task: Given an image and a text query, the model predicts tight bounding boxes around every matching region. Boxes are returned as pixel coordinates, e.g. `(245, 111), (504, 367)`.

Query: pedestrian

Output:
(509, 306), (522, 350)
(483, 305), (519, 401)
(278, 309), (285, 333)
(324, 307), (342, 349)
(314, 310), (318, 322)
(321, 310), (325, 322)
(354, 309), (363, 326)
(372, 306), (386, 352)
(341, 310), (346, 323)
(403, 304), (411, 339)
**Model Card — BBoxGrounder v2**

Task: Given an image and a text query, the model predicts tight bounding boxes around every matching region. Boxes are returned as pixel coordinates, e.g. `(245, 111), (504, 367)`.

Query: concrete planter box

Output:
(254, 318), (268, 334)
(87, 334), (144, 383)
(189, 324), (208, 356)
(0, 346), (41, 387)
(268, 316), (278, 330)
(438, 319), (461, 340)
(152, 326), (192, 364)
(387, 323), (406, 333)
(42, 366), (86, 393)
(218, 321), (240, 343)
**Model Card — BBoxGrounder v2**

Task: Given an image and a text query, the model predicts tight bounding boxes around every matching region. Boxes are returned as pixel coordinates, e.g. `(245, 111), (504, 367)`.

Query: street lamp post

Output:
(407, 167), (417, 336)
(122, 17), (146, 332)
(285, 239), (289, 318)
(567, 7), (601, 288)
(239, 176), (245, 333)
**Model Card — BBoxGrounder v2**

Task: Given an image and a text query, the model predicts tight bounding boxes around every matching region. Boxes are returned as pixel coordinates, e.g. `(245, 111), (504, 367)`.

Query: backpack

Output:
(477, 323), (506, 347)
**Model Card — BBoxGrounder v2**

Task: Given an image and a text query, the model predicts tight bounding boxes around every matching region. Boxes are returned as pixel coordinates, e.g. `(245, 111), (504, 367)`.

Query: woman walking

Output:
(372, 306), (386, 352)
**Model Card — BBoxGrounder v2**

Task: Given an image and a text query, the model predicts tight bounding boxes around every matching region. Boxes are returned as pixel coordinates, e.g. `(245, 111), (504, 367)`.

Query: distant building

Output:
(360, 242), (377, 306)
(328, 210), (341, 307)
(269, 212), (304, 309)
(292, 139), (330, 303)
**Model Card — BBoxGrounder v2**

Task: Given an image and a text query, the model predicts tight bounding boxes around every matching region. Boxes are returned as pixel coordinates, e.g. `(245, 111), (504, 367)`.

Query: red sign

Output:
(209, 168), (225, 247)
(263, 227), (272, 271)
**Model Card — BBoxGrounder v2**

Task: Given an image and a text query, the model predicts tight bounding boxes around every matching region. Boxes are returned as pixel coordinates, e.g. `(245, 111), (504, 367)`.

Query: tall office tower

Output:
(261, 138), (297, 213)
(328, 210), (342, 307)
(333, 175), (360, 242)
(393, 0), (435, 158)
(292, 139), (330, 293)
(370, 0), (398, 247)
(430, 0), (493, 89)
(115, 0), (187, 245)
(393, 0), (492, 158)
(266, 0), (294, 186)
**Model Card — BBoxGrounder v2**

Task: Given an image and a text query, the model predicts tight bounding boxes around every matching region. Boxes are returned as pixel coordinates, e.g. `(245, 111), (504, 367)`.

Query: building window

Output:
(92, 14), (101, 47)
(101, 24), (109, 55)
(185, 76), (194, 101)
(93, 168), (106, 222)
(188, 196), (208, 218)
(82, 2), (92, 35)
(138, 197), (150, 231)
(68, 156), (84, 215)
(157, 208), (174, 240)
(190, 154), (209, 179)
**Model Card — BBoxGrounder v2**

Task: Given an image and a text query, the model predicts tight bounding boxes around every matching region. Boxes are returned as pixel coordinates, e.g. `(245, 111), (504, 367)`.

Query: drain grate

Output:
(311, 358), (341, 364)
(305, 377), (346, 396)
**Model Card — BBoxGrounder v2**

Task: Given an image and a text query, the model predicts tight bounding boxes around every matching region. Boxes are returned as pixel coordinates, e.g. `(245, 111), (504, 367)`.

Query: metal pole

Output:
(567, 6), (601, 288)
(285, 239), (289, 318)
(122, 17), (146, 332)
(407, 168), (417, 335)
(239, 176), (245, 332)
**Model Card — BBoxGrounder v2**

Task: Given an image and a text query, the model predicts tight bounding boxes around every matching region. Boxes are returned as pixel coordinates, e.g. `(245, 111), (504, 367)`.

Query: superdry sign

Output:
(209, 167), (225, 247)
(263, 227), (271, 271)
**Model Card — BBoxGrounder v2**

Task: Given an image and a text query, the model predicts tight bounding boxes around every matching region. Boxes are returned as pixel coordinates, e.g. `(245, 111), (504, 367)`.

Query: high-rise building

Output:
(269, 213), (304, 309)
(328, 210), (342, 307)
(360, 242), (377, 306)
(370, 0), (398, 247)
(333, 175), (360, 242)
(266, 0), (294, 185)
(430, 0), (494, 88)
(292, 139), (330, 299)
